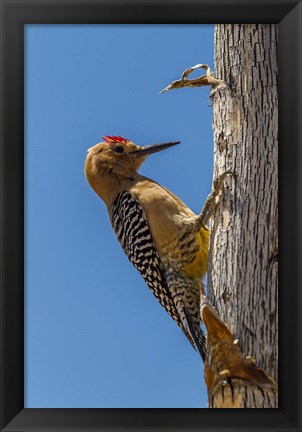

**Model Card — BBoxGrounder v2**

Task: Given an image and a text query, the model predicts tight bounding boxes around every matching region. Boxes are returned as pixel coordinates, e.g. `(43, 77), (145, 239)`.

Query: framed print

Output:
(0, 0), (301, 431)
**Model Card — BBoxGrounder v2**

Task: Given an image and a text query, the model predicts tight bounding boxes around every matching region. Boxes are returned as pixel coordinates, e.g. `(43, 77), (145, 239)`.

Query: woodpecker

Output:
(85, 135), (220, 361)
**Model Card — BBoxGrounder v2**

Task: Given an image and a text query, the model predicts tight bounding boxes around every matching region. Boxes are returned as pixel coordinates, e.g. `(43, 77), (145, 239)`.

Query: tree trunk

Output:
(207, 24), (278, 406)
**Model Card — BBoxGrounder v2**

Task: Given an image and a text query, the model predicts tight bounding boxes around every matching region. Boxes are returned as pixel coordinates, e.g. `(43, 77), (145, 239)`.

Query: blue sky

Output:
(24, 24), (214, 408)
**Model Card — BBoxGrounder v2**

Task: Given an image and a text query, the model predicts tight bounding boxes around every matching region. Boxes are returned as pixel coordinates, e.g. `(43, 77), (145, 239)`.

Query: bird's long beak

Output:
(130, 141), (180, 158)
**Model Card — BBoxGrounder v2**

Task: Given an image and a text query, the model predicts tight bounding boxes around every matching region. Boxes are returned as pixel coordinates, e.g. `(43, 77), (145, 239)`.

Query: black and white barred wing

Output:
(111, 191), (195, 348)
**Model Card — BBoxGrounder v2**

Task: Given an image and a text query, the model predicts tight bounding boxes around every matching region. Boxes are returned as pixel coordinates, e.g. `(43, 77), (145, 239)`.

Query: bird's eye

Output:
(113, 146), (124, 154)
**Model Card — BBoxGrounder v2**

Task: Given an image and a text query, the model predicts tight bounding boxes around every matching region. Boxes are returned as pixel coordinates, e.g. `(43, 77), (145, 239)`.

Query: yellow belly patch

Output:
(184, 227), (210, 279)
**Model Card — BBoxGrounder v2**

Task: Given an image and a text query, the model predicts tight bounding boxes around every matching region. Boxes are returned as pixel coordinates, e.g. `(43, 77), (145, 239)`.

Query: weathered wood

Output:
(201, 302), (278, 408)
(208, 24), (278, 393)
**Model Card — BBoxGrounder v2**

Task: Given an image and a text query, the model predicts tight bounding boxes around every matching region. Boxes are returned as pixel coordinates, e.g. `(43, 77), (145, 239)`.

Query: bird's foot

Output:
(197, 171), (237, 228)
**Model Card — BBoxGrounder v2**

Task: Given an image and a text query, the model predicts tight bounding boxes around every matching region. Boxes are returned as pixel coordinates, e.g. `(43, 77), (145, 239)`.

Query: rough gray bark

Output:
(208, 24), (278, 399)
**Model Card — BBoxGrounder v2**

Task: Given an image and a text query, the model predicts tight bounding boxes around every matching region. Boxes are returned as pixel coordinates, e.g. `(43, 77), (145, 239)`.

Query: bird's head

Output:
(84, 135), (180, 202)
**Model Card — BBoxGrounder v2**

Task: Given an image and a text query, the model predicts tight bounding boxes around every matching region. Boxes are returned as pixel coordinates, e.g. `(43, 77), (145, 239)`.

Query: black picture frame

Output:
(0, 0), (301, 431)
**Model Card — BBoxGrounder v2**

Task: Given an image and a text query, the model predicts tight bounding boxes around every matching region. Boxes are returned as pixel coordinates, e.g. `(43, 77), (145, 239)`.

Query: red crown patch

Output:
(103, 135), (130, 144)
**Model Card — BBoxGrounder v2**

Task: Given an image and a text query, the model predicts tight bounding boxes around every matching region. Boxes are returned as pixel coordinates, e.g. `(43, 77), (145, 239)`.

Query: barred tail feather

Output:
(183, 307), (206, 362)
